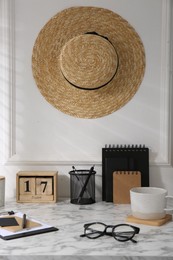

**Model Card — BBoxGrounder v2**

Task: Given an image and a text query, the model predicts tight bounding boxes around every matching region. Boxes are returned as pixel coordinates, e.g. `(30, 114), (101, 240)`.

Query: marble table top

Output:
(0, 199), (173, 260)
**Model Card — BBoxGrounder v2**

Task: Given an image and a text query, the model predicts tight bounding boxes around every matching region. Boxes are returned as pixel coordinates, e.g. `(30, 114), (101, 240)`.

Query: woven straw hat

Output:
(32, 6), (145, 118)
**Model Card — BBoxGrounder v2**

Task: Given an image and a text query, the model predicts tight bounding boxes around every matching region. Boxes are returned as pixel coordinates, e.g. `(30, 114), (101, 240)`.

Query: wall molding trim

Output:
(159, 0), (173, 166)
(1, 0), (173, 167)
(0, 0), (16, 164)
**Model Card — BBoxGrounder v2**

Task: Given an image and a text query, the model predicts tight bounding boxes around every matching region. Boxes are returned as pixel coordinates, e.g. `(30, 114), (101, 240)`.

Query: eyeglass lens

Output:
(112, 225), (135, 242)
(85, 223), (105, 238)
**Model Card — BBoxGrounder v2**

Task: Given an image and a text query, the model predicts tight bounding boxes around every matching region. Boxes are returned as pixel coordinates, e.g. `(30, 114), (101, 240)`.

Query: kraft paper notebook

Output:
(0, 212), (58, 240)
(113, 171), (141, 204)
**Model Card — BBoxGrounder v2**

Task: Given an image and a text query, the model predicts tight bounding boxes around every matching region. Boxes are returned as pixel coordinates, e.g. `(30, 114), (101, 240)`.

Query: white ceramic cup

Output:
(130, 187), (173, 220)
(0, 176), (5, 207)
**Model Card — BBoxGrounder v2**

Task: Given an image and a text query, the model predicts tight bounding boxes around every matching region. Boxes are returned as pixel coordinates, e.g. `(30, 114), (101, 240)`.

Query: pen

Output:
(22, 214), (27, 229)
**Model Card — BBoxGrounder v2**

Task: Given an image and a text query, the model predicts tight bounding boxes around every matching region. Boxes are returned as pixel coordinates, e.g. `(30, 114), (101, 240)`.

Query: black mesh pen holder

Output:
(69, 168), (96, 205)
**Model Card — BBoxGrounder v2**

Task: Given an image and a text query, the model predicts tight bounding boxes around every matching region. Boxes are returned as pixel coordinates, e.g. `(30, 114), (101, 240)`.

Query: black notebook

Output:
(102, 145), (149, 202)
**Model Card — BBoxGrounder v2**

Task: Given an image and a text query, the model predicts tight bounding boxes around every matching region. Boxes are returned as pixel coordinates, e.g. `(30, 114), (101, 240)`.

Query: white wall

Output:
(0, 0), (173, 200)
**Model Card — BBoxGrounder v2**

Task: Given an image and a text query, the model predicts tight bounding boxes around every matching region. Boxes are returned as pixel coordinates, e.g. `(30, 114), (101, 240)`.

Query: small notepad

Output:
(0, 217), (19, 227)
(113, 171), (141, 204)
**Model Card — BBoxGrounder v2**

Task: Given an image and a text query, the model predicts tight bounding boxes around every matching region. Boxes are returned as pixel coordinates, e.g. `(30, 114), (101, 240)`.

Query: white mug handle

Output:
(165, 196), (173, 211)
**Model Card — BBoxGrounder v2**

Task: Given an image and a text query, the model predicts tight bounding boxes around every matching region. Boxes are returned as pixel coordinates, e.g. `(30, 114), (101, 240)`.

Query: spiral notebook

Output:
(113, 171), (141, 204)
(102, 145), (149, 202)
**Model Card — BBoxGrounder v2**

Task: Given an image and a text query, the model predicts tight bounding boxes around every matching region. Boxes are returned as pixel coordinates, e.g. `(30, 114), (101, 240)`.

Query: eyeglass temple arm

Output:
(131, 238), (138, 243)
(80, 229), (106, 238)
(80, 233), (87, 237)
(80, 232), (138, 243)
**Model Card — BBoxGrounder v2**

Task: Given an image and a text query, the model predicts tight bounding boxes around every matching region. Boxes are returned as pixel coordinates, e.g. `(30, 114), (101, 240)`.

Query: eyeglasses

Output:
(80, 222), (140, 243)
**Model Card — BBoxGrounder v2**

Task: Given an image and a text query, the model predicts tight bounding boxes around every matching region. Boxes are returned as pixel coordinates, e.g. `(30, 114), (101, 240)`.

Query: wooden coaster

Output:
(126, 214), (172, 226)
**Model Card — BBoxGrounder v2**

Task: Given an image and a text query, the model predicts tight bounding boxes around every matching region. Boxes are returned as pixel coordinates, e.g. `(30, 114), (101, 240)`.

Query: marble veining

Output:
(0, 199), (173, 260)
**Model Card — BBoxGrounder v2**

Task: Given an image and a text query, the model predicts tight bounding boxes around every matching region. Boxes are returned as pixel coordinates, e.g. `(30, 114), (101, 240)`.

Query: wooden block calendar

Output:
(16, 171), (58, 203)
(113, 171), (141, 204)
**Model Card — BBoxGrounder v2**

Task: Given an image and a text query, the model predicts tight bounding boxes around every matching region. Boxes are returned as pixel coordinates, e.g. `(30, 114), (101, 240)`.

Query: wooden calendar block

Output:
(19, 177), (35, 195)
(16, 171), (57, 203)
(36, 177), (53, 195)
